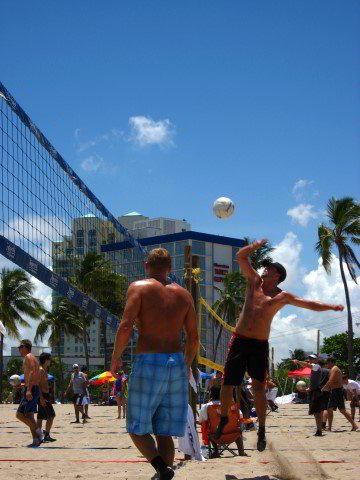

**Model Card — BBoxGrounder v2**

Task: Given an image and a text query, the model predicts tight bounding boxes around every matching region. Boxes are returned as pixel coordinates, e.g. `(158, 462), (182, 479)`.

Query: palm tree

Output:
(316, 197), (360, 378)
(211, 272), (246, 362)
(244, 236), (275, 270)
(0, 268), (45, 403)
(72, 252), (127, 370)
(34, 298), (82, 401)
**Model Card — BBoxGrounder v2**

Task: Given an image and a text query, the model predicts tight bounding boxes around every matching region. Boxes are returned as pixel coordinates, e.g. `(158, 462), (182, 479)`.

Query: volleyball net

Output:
(0, 82), (146, 330)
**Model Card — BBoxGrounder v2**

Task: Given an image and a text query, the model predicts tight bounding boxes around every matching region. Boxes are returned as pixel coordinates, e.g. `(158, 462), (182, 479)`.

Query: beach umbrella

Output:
(89, 371), (116, 385)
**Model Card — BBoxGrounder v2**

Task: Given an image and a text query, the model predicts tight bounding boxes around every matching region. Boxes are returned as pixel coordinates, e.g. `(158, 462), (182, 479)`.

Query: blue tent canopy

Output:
(199, 370), (216, 380)
(19, 373), (55, 382)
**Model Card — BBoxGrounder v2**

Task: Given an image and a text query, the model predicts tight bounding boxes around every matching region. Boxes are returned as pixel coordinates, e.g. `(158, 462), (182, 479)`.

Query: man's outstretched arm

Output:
(235, 239), (268, 280)
(285, 293), (344, 312)
(111, 284), (141, 376)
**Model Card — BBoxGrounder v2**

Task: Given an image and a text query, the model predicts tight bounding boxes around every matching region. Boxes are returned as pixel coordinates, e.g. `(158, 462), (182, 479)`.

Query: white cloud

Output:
(287, 203), (318, 227)
(128, 116), (174, 147)
(272, 232), (305, 288)
(80, 154), (103, 172)
(76, 129), (124, 154)
(269, 252), (360, 363)
(292, 179), (313, 201)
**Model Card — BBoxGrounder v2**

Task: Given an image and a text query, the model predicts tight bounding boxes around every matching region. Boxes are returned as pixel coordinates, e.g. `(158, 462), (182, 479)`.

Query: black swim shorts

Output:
(328, 387), (346, 411)
(37, 392), (56, 420)
(309, 390), (325, 415)
(223, 334), (269, 385)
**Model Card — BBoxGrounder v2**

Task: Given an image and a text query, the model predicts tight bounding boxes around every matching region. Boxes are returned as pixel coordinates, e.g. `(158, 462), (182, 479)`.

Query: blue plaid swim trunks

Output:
(127, 352), (188, 436)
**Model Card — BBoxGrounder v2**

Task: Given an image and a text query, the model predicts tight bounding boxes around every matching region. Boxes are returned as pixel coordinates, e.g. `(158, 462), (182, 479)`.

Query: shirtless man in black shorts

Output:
(37, 352), (56, 442)
(321, 357), (357, 431)
(215, 239), (345, 451)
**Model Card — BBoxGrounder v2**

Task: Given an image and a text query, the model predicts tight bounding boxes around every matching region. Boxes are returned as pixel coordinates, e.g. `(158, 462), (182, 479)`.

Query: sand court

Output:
(0, 403), (358, 479)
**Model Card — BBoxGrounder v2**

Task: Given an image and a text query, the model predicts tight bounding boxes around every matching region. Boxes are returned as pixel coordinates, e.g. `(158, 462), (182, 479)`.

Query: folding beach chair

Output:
(206, 403), (250, 458)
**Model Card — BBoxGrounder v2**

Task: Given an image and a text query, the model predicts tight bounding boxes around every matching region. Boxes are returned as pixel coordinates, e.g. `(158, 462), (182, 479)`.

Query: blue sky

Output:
(1, 1), (360, 360)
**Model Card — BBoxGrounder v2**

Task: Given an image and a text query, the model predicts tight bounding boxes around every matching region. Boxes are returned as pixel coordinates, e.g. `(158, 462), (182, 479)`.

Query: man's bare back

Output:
(132, 278), (194, 354)
(24, 353), (40, 388)
(39, 366), (49, 394)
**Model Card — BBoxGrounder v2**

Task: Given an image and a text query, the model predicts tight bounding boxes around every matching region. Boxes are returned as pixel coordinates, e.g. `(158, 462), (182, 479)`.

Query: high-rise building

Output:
(102, 230), (245, 367)
(51, 212), (192, 371)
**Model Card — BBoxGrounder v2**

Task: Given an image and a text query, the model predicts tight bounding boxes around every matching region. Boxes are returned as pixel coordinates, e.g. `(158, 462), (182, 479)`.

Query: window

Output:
(88, 229), (97, 252)
(76, 230), (84, 255)
(107, 233), (115, 244)
(192, 241), (205, 255)
(175, 241), (188, 255)
(175, 256), (184, 270)
(161, 243), (174, 255)
(199, 256), (206, 270)
(75, 346), (78, 352)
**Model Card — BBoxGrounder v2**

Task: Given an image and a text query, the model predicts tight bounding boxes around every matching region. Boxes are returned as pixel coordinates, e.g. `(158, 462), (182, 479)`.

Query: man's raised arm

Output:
(235, 239), (268, 280)
(111, 284), (141, 376)
(285, 293), (344, 312)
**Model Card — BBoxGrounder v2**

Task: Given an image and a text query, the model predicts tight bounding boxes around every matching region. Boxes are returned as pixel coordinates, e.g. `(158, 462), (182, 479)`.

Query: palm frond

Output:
(315, 224), (334, 274)
(342, 245), (360, 284)
(351, 237), (360, 246)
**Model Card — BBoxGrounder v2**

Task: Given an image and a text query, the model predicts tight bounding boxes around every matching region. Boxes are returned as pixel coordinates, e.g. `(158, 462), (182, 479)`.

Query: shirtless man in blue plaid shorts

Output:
(111, 248), (199, 480)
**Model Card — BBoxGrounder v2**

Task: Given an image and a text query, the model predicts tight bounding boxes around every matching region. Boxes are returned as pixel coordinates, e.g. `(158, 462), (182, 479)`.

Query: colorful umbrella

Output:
(89, 371), (116, 385)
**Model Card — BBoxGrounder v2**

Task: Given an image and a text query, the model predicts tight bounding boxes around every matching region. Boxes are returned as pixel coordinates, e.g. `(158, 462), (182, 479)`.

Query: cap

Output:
(308, 354), (317, 360)
(18, 339), (32, 350)
(72, 364), (79, 369)
(262, 260), (287, 283)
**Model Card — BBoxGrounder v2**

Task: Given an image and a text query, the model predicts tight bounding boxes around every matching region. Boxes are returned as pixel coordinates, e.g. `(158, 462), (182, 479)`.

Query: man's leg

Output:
(116, 396), (121, 418)
(350, 403), (355, 421)
(252, 379), (267, 452)
(45, 417), (54, 434)
(129, 433), (174, 479)
(214, 385), (233, 439)
(156, 435), (175, 467)
(314, 413), (323, 436)
(339, 409), (358, 430)
(327, 408), (334, 431)
(322, 410), (328, 429)
(17, 412), (37, 439)
(36, 417), (43, 432)
(16, 412), (42, 446)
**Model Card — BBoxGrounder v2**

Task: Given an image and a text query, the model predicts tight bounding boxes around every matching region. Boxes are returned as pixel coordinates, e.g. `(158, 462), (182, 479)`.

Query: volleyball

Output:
(212, 197), (235, 219)
(296, 380), (307, 392)
(9, 374), (21, 387)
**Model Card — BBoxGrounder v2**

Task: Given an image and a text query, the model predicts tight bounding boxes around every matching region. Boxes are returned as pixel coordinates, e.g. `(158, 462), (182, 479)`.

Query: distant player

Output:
(321, 358), (358, 431)
(215, 239), (345, 451)
(65, 364), (89, 424)
(16, 339), (43, 447)
(37, 352), (56, 442)
(342, 374), (360, 421)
